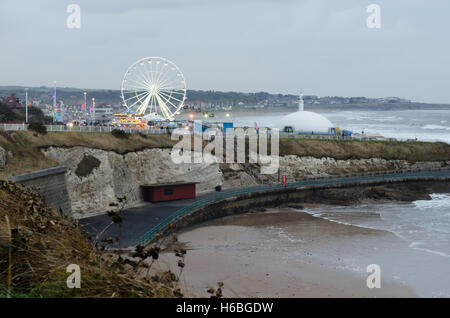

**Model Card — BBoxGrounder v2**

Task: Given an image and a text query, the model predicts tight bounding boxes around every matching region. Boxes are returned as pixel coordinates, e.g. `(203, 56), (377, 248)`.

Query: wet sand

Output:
(155, 209), (417, 297)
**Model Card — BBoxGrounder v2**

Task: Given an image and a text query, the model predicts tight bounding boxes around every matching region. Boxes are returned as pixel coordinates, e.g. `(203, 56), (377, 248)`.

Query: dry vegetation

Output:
(0, 130), (176, 179)
(16, 130), (175, 152)
(0, 180), (181, 298)
(0, 130), (59, 179)
(279, 138), (450, 162)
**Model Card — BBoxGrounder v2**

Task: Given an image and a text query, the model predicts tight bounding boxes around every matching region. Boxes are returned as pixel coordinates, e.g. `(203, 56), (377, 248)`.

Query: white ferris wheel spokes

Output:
(121, 57), (186, 120)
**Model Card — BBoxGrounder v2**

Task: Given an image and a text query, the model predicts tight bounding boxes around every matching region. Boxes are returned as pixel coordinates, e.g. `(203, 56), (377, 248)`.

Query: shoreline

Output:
(156, 209), (418, 298)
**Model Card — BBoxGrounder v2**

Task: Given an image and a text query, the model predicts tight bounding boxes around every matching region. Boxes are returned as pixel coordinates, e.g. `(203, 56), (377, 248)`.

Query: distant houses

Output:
(1, 93), (23, 109)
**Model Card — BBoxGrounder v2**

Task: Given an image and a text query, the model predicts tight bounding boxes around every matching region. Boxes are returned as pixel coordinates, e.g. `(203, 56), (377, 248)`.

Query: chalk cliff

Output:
(44, 147), (223, 218)
(43, 147), (449, 218)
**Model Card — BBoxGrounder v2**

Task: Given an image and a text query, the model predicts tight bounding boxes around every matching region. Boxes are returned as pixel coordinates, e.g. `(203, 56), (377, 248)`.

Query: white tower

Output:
(298, 92), (304, 112)
(25, 88), (28, 123)
(53, 81), (57, 122)
(83, 92), (87, 115)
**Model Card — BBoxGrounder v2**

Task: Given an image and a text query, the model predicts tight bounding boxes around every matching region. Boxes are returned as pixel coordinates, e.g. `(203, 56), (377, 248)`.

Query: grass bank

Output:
(0, 130), (175, 179)
(279, 138), (450, 162)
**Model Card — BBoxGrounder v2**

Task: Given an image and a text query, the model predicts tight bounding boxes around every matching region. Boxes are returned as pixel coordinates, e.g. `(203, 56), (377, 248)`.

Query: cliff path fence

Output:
(0, 123), (169, 134)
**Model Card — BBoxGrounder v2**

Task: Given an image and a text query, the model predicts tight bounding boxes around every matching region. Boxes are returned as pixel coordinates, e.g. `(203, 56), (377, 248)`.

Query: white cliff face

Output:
(43, 147), (448, 219)
(44, 147), (224, 218)
(279, 156), (448, 179)
(279, 156), (407, 178)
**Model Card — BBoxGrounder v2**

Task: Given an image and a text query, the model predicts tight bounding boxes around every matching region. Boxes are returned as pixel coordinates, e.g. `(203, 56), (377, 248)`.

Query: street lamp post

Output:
(92, 97), (95, 125)
(53, 81), (57, 123)
(83, 92), (87, 114)
(25, 88), (28, 124)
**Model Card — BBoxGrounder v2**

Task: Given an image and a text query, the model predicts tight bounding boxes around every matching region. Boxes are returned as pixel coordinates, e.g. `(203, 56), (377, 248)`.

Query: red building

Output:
(141, 182), (198, 203)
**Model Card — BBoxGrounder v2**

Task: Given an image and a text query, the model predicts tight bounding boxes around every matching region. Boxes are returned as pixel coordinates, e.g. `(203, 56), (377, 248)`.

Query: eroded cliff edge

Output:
(44, 146), (449, 218)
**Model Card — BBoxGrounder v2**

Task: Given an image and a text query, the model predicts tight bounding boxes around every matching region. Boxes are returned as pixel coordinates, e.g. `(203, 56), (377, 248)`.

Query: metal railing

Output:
(280, 132), (356, 141)
(0, 123), (169, 134)
(138, 167), (450, 246)
(0, 124), (393, 141)
(0, 124), (401, 141)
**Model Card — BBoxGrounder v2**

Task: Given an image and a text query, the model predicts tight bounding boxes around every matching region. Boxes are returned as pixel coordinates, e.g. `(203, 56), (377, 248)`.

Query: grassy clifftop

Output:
(0, 130), (175, 179)
(1, 130), (449, 180)
(279, 139), (450, 162)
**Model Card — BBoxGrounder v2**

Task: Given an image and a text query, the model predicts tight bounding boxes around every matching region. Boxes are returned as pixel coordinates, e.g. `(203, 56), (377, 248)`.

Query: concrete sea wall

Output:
(152, 180), (450, 242)
(9, 166), (72, 216)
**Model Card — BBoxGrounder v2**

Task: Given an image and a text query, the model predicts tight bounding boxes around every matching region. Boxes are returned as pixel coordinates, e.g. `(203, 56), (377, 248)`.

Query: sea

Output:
(213, 108), (450, 144)
(214, 107), (450, 297)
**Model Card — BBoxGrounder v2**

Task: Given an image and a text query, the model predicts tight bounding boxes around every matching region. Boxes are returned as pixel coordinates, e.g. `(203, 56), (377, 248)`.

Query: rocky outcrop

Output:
(0, 146), (6, 168)
(43, 147), (224, 218)
(42, 146), (449, 219)
(279, 156), (449, 179)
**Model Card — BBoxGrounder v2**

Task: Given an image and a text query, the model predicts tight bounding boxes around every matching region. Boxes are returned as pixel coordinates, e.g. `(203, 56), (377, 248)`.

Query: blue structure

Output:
(223, 122), (234, 134)
(341, 130), (352, 137)
(194, 122), (211, 134)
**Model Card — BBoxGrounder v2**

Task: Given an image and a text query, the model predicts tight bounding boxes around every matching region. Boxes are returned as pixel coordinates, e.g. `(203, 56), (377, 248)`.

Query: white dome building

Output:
(279, 93), (333, 134)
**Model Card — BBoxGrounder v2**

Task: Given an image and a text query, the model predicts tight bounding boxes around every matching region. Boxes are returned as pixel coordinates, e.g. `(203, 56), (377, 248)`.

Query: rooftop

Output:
(141, 182), (199, 188)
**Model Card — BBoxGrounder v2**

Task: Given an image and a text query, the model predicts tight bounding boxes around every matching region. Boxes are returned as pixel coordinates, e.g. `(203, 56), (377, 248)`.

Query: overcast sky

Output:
(1, 0), (449, 103)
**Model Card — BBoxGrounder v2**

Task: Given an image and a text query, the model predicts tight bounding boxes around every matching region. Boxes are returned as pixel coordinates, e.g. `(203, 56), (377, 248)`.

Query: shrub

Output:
(75, 155), (101, 177)
(111, 129), (129, 139)
(28, 106), (46, 122)
(0, 102), (17, 122)
(0, 180), (175, 298)
(27, 121), (47, 134)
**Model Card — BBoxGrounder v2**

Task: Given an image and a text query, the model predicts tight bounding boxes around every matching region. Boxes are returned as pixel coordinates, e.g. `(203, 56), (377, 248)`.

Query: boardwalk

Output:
(80, 168), (450, 248)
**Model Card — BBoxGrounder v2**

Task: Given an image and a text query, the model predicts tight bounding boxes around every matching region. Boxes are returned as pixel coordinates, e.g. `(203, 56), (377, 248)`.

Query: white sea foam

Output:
(303, 195), (450, 259)
(409, 242), (450, 258)
(422, 124), (450, 130)
(414, 194), (450, 209)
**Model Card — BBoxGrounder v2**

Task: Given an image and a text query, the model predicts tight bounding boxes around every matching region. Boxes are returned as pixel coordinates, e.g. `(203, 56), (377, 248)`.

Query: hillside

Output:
(4, 85), (449, 109)
(0, 180), (179, 297)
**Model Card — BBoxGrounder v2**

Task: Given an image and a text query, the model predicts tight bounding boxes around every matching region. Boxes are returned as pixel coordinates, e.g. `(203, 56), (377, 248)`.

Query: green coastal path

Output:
(138, 168), (450, 246)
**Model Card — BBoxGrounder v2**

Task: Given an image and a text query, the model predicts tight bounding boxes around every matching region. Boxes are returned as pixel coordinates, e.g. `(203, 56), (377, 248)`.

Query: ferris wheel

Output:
(121, 57), (186, 120)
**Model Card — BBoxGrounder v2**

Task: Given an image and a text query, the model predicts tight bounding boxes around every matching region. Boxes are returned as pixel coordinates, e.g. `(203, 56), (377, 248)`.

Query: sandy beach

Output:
(154, 209), (418, 298)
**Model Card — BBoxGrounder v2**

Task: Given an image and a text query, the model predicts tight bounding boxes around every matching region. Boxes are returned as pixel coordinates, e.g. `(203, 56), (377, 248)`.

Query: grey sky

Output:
(1, 0), (449, 103)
